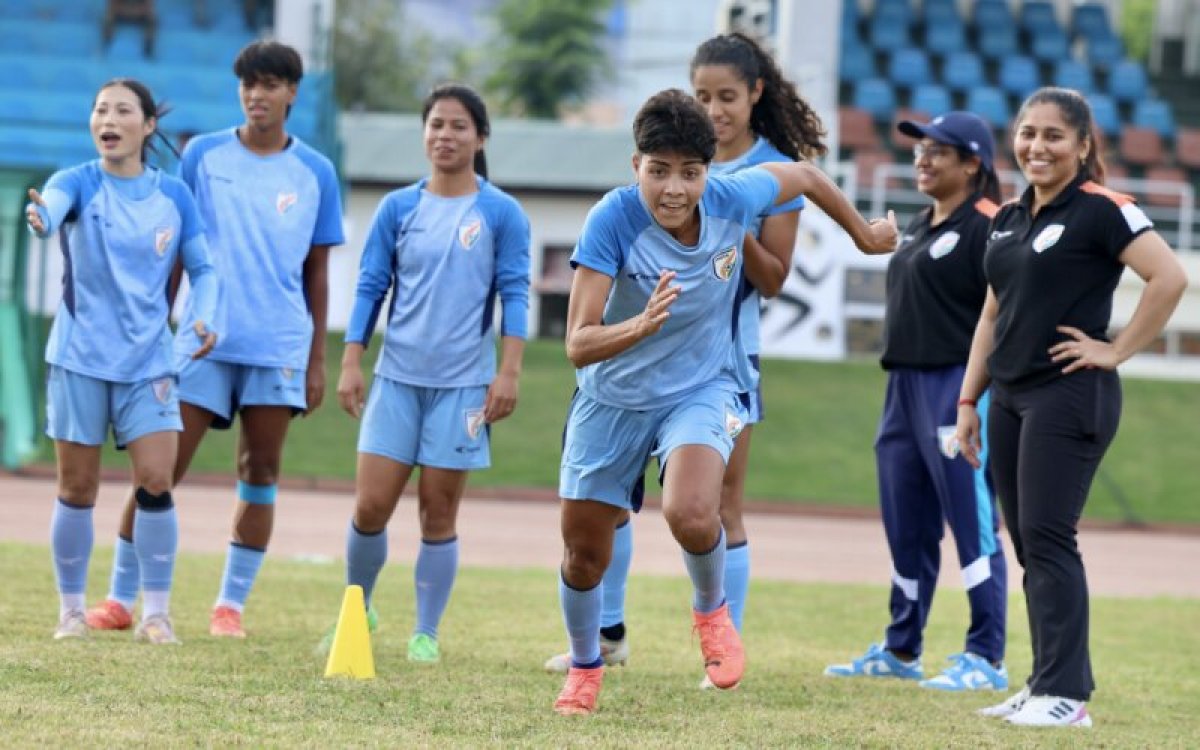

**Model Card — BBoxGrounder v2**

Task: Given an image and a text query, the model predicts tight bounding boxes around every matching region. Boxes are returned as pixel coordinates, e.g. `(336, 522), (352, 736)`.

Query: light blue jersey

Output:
(32, 162), (217, 383)
(709, 136), (804, 357)
(345, 176), (531, 388)
(571, 168), (780, 410)
(174, 129), (344, 370)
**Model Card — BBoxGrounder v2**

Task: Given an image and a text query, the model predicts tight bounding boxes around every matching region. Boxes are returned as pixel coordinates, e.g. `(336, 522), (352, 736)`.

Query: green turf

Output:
(0, 542), (1197, 747)
(43, 336), (1200, 524)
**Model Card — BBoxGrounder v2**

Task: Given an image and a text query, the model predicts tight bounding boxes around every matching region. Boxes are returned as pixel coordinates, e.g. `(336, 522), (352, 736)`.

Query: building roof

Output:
(338, 112), (636, 191)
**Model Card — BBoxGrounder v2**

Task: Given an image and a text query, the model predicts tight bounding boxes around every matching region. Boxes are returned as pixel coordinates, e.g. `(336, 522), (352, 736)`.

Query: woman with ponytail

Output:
(27, 78), (218, 646)
(321, 83), (531, 663)
(957, 87), (1186, 727)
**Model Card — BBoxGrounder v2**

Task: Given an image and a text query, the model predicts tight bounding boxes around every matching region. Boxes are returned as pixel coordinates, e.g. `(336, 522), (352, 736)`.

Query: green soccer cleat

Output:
(407, 632), (440, 663)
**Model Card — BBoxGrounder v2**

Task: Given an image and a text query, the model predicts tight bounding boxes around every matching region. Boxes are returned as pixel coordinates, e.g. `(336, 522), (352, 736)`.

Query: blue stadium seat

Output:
(925, 21), (966, 58)
(1087, 94), (1121, 137)
(1132, 99), (1176, 139)
(852, 78), (897, 123)
(869, 17), (911, 52)
(1087, 34), (1125, 71)
(0, 56), (35, 92)
(1108, 59), (1149, 103)
(910, 83), (952, 117)
(942, 51), (985, 93)
(998, 56), (1042, 99)
(888, 48), (932, 90)
(922, 0), (959, 25)
(1053, 60), (1096, 95)
(29, 22), (101, 57)
(839, 34), (877, 83)
(874, 0), (914, 29)
(978, 25), (1019, 61)
(966, 87), (1011, 129)
(1071, 3), (1112, 41)
(1019, 1), (1061, 35)
(1030, 29), (1070, 62)
(973, 0), (1013, 30)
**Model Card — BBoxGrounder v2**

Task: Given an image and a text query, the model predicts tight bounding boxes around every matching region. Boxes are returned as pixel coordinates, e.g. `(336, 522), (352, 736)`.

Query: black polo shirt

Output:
(984, 173), (1152, 388)
(881, 193), (998, 370)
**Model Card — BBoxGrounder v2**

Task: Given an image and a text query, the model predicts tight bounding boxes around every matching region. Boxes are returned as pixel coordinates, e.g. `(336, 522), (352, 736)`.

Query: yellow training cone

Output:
(323, 585), (376, 679)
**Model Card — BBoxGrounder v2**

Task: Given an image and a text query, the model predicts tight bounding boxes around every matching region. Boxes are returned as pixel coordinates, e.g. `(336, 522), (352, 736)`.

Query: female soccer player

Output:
(327, 83), (530, 663)
(956, 88), (1186, 727)
(825, 112), (1009, 691)
(552, 89), (897, 715)
(29, 78), (218, 645)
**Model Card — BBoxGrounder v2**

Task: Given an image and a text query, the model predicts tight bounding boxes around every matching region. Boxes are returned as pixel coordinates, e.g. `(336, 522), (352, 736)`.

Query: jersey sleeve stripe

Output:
(1080, 180), (1136, 207)
(973, 197), (1000, 219)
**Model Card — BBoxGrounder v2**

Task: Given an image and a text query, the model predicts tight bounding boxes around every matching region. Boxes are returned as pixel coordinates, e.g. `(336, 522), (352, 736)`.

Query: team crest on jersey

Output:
(464, 408), (485, 440)
(1032, 224), (1066, 253)
(725, 408), (745, 439)
(281, 368), (294, 380)
(929, 231), (960, 259)
(151, 378), (172, 404)
(712, 246), (738, 281)
(458, 218), (482, 250)
(153, 227), (173, 256)
(276, 191), (298, 215)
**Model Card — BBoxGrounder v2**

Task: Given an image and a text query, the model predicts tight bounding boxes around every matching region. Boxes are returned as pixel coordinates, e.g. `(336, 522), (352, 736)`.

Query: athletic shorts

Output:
(45, 365), (181, 447)
(559, 383), (747, 510)
(357, 375), (490, 471)
(177, 358), (307, 429)
(743, 354), (764, 424)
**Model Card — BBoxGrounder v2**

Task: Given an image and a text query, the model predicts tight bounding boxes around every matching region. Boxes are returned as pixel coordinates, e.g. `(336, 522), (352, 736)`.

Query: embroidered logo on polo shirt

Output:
(154, 227), (173, 256)
(276, 191), (298, 215)
(1032, 224), (1066, 253)
(712, 246), (738, 281)
(464, 408), (485, 440)
(929, 231), (960, 259)
(459, 218), (482, 250)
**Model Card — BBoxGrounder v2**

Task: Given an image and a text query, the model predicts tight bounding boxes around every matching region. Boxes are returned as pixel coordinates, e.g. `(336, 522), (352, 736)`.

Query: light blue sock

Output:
(215, 542), (265, 612)
(134, 505), (178, 617)
(724, 541), (750, 632)
(559, 571), (603, 668)
(413, 537), (459, 639)
(108, 535), (139, 609)
(50, 499), (93, 603)
(600, 519), (632, 628)
(346, 522), (388, 609)
(682, 527), (726, 614)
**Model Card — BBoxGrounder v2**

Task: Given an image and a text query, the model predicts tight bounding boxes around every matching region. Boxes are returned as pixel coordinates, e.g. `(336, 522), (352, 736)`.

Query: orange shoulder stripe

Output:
(1080, 180), (1135, 206)
(973, 197), (1000, 218)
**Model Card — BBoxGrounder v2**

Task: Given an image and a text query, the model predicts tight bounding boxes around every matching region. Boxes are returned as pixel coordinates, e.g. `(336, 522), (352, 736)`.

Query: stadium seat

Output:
(0, 56), (35, 92)
(1030, 29), (1071, 62)
(1053, 60), (1096, 95)
(1087, 94), (1121, 138)
(978, 25), (1019, 61)
(1142, 166), (1190, 208)
(910, 83), (952, 118)
(869, 17), (911, 53)
(890, 107), (929, 149)
(1132, 99), (1176, 140)
(888, 48), (932, 90)
(966, 87), (1011, 129)
(973, 0), (1013, 30)
(924, 21), (966, 58)
(1019, 1), (1061, 35)
(874, 0), (914, 29)
(852, 78), (897, 123)
(1071, 3), (1112, 42)
(837, 106), (882, 151)
(840, 34), (877, 83)
(942, 51), (985, 93)
(1175, 127), (1200, 170)
(922, 0), (959, 26)
(1118, 126), (1165, 168)
(998, 56), (1042, 99)
(1108, 59), (1149, 103)
(1087, 34), (1125, 71)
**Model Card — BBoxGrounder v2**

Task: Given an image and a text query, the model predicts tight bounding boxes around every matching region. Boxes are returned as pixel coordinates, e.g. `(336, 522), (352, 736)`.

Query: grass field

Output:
(1, 542), (1197, 747)
(48, 336), (1200, 525)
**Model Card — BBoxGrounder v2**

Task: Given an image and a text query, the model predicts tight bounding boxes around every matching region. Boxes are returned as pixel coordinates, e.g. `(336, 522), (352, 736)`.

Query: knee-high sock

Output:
(51, 499), (93, 616)
(413, 537), (459, 638)
(215, 542), (265, 612)
(346, 522), (388, 609)
(724, 540), (750, 631)
(682, 527), (726, 614)
(107, 535), (139, 610)
(559, 572), (603, 668)
(134, 505), (178, 618)
(600, 519), (632, 628)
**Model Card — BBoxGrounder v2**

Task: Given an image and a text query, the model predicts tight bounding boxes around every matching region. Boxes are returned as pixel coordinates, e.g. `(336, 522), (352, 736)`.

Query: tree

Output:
(484, 0), (614, 119)
(332, 0), (445, 112)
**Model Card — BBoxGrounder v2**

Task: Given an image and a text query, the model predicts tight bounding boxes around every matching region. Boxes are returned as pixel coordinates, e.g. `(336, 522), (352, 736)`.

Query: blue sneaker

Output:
(920, 652), (1009, 691)
(824, 643), (923, 680)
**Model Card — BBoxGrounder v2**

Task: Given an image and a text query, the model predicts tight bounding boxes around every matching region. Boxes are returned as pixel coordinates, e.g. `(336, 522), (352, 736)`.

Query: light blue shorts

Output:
(559, 384), (747, 511)
(744, 354), (764, 425)
(45, 366), (182, 448)
(357, 376), (490, 471)
(177, 358), (307, 429)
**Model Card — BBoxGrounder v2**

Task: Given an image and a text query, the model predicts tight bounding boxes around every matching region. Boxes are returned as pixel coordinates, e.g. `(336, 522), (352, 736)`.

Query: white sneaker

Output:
(978, 685), (1031, 718)
(53, 609), (89, 640)
(135, 613), (182, 645)
(1005, 695), (1093, 728)
(543, 635), (629, 674)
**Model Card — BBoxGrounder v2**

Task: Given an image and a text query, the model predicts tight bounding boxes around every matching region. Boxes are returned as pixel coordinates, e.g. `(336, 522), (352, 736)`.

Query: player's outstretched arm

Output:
(565, 267), (680, 368)
(760, 162), (897, 254)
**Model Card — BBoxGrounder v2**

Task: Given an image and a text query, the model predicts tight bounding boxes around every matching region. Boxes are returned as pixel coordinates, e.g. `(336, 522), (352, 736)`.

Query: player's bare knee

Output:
(561, 543), (609, 588)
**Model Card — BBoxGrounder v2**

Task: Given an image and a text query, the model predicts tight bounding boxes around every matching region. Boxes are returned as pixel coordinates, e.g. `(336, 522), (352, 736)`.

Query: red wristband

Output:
(957, 398), (977, 408)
